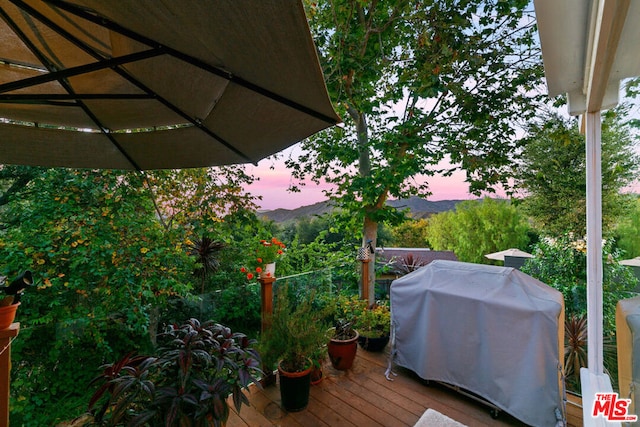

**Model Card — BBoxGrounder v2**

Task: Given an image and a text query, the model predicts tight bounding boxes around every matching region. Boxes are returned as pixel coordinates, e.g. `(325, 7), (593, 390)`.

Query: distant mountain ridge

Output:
(257, 196), (468, 223)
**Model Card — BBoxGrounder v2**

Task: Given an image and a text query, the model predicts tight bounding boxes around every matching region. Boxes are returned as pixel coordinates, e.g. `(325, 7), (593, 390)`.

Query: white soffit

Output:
(534, 0), (640, 115)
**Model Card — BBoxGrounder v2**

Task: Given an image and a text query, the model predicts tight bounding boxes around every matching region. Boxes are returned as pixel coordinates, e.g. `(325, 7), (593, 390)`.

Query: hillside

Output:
(257, 196), (467, 223)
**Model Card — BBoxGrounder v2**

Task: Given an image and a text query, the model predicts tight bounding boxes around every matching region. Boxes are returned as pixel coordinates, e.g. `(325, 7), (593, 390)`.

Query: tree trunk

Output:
(347, 105), (378, 305)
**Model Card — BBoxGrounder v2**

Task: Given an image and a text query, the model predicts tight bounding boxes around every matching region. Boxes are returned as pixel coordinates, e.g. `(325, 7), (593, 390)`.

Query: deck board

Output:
(231, 348), (582, 427)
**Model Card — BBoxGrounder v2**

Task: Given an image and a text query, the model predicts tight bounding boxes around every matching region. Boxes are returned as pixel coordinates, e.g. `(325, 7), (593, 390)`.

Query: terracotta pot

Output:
(278, 360), (312, 412)
(327, 331), (358, 370)
(357, 334), (390, 352)
(310, 366), (323, 385)
(0, 302), (19, 330)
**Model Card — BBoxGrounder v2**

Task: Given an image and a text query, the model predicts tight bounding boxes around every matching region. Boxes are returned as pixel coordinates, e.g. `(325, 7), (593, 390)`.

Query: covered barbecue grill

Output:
(390, 260), (565, 426)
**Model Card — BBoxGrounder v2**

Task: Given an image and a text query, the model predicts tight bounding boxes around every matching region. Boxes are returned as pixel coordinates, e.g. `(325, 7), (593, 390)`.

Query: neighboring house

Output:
(375, 248), (458, 296)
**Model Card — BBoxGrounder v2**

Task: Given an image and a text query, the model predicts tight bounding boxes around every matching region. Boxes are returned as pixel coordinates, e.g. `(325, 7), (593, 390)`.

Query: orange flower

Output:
(247, 273), (254, 280)
(240, 267), (247, 273)
(255, 267), (263, 273)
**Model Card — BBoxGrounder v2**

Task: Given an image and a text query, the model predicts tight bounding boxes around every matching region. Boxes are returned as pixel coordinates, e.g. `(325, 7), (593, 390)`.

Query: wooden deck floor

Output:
(226, 348), (581, 427)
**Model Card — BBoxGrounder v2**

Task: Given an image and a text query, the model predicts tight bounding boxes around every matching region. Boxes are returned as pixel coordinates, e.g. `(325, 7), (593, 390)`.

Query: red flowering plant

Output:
(240, 237), (285, 280)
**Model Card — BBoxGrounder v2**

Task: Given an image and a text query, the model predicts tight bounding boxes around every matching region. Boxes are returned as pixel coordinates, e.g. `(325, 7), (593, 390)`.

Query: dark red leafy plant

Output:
(88, 319), (262, 426)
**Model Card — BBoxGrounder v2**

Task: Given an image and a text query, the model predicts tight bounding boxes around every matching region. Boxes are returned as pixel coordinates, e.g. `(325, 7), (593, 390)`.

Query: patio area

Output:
(226, 348), (583, 427)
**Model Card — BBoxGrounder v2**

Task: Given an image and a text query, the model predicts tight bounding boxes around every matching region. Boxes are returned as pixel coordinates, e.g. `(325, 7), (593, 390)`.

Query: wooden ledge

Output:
(0, 323), (19, 339)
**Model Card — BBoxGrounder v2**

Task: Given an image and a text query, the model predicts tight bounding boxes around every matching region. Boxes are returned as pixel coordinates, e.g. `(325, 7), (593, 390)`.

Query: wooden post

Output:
(360, 260), (370, 303)
(0, 323), (19, 427)
(259, 277), (275, 333)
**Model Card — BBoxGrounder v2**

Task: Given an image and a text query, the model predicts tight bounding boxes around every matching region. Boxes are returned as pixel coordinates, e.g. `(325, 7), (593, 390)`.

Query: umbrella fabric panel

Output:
(0, 102), (93, 128)
(390, 260), (564, 427)
(0, 123), (132, 169)
(73, 0), (336, 117)
(0, 0), (339, 169)
(117, 126), (283, 170)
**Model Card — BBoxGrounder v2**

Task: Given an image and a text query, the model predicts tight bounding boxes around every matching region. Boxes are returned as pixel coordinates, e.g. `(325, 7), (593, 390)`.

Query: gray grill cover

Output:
(391, 260), (564, 427)
(616, 296), (640, 426)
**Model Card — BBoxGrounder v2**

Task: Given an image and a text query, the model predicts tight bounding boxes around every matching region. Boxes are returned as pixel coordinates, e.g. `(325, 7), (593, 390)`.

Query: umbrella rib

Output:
(0, 48), (166, 94)
(111, 70), (256, 164)
(0, 6), (143, 170)
(44, 0), (339, 126)
(0, 93), (154, 107)
(9, 0), (255, 165)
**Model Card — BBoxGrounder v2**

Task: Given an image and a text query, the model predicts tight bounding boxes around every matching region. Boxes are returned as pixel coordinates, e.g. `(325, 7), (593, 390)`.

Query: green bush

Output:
(522, 235), (637, 392)
(522, 235), (637, 335)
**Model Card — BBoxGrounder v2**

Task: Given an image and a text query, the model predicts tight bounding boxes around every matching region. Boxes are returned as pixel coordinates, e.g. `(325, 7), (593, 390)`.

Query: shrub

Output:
(88, 319), (261, 427)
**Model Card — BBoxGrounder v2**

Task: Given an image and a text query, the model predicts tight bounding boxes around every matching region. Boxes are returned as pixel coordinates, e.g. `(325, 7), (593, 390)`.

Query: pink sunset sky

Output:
(246, 146), (481, 211)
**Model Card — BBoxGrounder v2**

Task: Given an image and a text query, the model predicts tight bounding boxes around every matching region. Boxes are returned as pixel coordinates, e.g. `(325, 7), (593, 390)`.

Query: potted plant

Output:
(354, 300), (391, 352)
(327, 319), (359, 370)
(0, 271), (32, 330)
(88, 318), (262, 427)
(326, 294), (360, 370)
(260, 285), (327, 411)
(309, 342), (328, 385)
(240, 237), (285, 280)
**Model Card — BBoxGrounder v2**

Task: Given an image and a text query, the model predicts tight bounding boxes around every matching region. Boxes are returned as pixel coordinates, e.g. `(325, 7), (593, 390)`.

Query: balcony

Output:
(226, 348), (583, 427)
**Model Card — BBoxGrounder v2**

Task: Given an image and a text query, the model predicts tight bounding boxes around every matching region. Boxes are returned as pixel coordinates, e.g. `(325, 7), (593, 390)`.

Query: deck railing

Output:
(0, 323), (19, 427)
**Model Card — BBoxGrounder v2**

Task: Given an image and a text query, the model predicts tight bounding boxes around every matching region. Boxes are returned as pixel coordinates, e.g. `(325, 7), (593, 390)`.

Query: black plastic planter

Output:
(357, 335), (390, 352)
(278, 362), (312, 412)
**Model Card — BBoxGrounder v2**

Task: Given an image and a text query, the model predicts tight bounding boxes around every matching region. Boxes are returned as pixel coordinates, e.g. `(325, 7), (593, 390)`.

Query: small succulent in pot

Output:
(331, 318), (357, 340)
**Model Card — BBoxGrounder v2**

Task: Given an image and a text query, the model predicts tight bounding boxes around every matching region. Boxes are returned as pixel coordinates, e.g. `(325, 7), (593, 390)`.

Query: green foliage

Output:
(211, 285), (261, 337)
(521, 235), (638, 335)
(389, 218), (430, 248)
(292, 0), (543, 248)
(425, 198), (530, 263)
(142, 167), (258, 230)
(0, 169), (193, 425)
(276, 236), (358, 282)
(515, 112), (639, 237)
(285, 215), (348, 245)
(0, 165), (368, 425)
(329, 295), (391, 339)
(259, 286), (328, 373)
(615, 196), (640, 258)
(88, 319), (262, 427)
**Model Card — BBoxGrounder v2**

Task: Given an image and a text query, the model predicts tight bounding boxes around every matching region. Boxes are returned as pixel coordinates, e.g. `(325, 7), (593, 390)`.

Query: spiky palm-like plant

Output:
(188, 235), (224, 295)
(564, 314), (618, 392)
(564, 314), (588, 390)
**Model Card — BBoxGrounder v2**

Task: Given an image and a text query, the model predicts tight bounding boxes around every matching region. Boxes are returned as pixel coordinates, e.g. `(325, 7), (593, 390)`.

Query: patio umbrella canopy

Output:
(620, 257), (640, 267)
(484, 248), (533, 261)
(0, 0), (339, 170)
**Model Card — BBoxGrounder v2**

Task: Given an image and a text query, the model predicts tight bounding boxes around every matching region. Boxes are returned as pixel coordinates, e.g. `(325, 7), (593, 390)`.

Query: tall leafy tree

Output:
(425, 198), (530, 263)
(514, 111), (639, 237)
(291, 0), (543, 298)
(143, 167), (258, 231)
